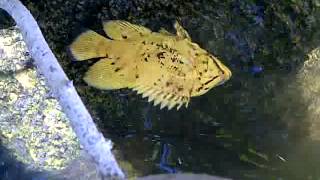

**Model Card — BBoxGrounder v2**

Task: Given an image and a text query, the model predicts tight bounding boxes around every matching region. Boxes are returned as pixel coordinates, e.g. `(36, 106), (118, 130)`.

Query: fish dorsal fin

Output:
(174, 21), (191, 40)
(83, 58), (135, 90)
(103, 20), (152, 40)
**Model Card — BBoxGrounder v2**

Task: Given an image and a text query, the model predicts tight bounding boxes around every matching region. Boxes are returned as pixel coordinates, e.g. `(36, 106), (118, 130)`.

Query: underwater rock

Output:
(0, 27), (30, 73)
(0, 26), (79, 172)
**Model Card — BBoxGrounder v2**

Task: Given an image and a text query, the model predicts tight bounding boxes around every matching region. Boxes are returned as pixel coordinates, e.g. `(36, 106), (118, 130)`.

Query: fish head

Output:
(190, 50), (232, 97)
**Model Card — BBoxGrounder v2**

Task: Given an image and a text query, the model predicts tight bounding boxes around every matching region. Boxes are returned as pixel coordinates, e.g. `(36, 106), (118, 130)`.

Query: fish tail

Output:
(68, 30), (111, 61)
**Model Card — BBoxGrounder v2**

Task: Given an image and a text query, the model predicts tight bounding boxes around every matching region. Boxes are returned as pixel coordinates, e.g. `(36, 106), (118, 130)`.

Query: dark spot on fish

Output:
(204, 87), (209, 90)
(158, 78), (161, 82)
(116, 57), (120, 60)
(115, 68), (121, 72)
(154, 82), (157, 85)
(151, 42), (154, 45)
(211, 58), (225, 74)
(142, 41), (146, 45)
(157, 52), (165, 59)
(166, 82), (172, 86)
(147, 54), (150, 58)
(179, 61), (184, 64)
(111, 62), (115, 65)
(122, 35), (128, 39)
(204, 69), (208, 72)
(119, 74), (124, 76)
(135, 74), (139, 79)
(144, 58), (148, 62)
(204, 76), (219, 85)
(195, 53), (199, 56)
(199, 72), (203, 76)
(197, 86), (203, 92)
(105, 53), (109, 58)
(202, 61), (207, 64)
(177, 87), (183, 91)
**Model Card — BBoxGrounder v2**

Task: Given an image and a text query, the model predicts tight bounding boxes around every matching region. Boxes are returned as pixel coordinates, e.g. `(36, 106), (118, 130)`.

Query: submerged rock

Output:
(0, 27), (79, 172)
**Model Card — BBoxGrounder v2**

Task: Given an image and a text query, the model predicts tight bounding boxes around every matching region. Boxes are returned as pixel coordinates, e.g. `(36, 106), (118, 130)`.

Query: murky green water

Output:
(2, 0), (320, 179)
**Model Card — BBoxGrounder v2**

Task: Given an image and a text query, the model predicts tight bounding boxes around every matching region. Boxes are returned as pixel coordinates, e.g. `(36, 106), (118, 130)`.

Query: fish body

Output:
(69, 20), (231, 110)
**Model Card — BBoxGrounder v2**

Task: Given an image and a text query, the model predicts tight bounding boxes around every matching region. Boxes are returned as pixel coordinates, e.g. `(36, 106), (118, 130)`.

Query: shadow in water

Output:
(0, 141), (47, 180)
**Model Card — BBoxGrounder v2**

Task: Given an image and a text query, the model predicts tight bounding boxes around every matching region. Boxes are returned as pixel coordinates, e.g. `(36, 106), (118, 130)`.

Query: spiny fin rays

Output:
(103, 20), (151, 40)
(134, 85), (190, 110)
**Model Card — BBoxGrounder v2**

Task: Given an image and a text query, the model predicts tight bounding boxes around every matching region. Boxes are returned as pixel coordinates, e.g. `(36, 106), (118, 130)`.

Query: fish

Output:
(69, 20), (232, 110)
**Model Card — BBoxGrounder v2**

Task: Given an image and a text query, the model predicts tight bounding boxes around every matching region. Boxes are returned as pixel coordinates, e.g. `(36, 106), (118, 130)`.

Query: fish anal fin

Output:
(69, 30), (110, 61)
(103, 20), (152, 40)
(84, 58), (134, 90)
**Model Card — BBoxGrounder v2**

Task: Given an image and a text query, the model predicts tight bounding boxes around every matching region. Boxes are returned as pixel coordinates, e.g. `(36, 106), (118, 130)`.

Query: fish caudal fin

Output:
(69, 30), (110, 61)
(84, 58), (134, 90)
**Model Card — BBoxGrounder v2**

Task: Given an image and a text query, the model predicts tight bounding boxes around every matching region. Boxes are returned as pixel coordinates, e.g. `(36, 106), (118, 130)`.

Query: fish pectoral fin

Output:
(174, 21), (191, 40)
(84, 58), (134, 90)
(103, 20), (152, 40)
(69, 30), (110, 61)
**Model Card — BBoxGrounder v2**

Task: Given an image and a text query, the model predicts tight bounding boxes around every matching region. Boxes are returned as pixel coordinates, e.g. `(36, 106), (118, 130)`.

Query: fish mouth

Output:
(224, 67), (232, 81)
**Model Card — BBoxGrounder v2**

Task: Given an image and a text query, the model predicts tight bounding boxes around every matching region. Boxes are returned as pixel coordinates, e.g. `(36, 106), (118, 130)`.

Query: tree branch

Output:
(0, 0), (125, 178)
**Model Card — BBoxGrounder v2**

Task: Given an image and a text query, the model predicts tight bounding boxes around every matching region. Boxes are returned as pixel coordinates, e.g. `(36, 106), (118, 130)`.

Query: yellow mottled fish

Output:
(69, 20), (231, 110)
